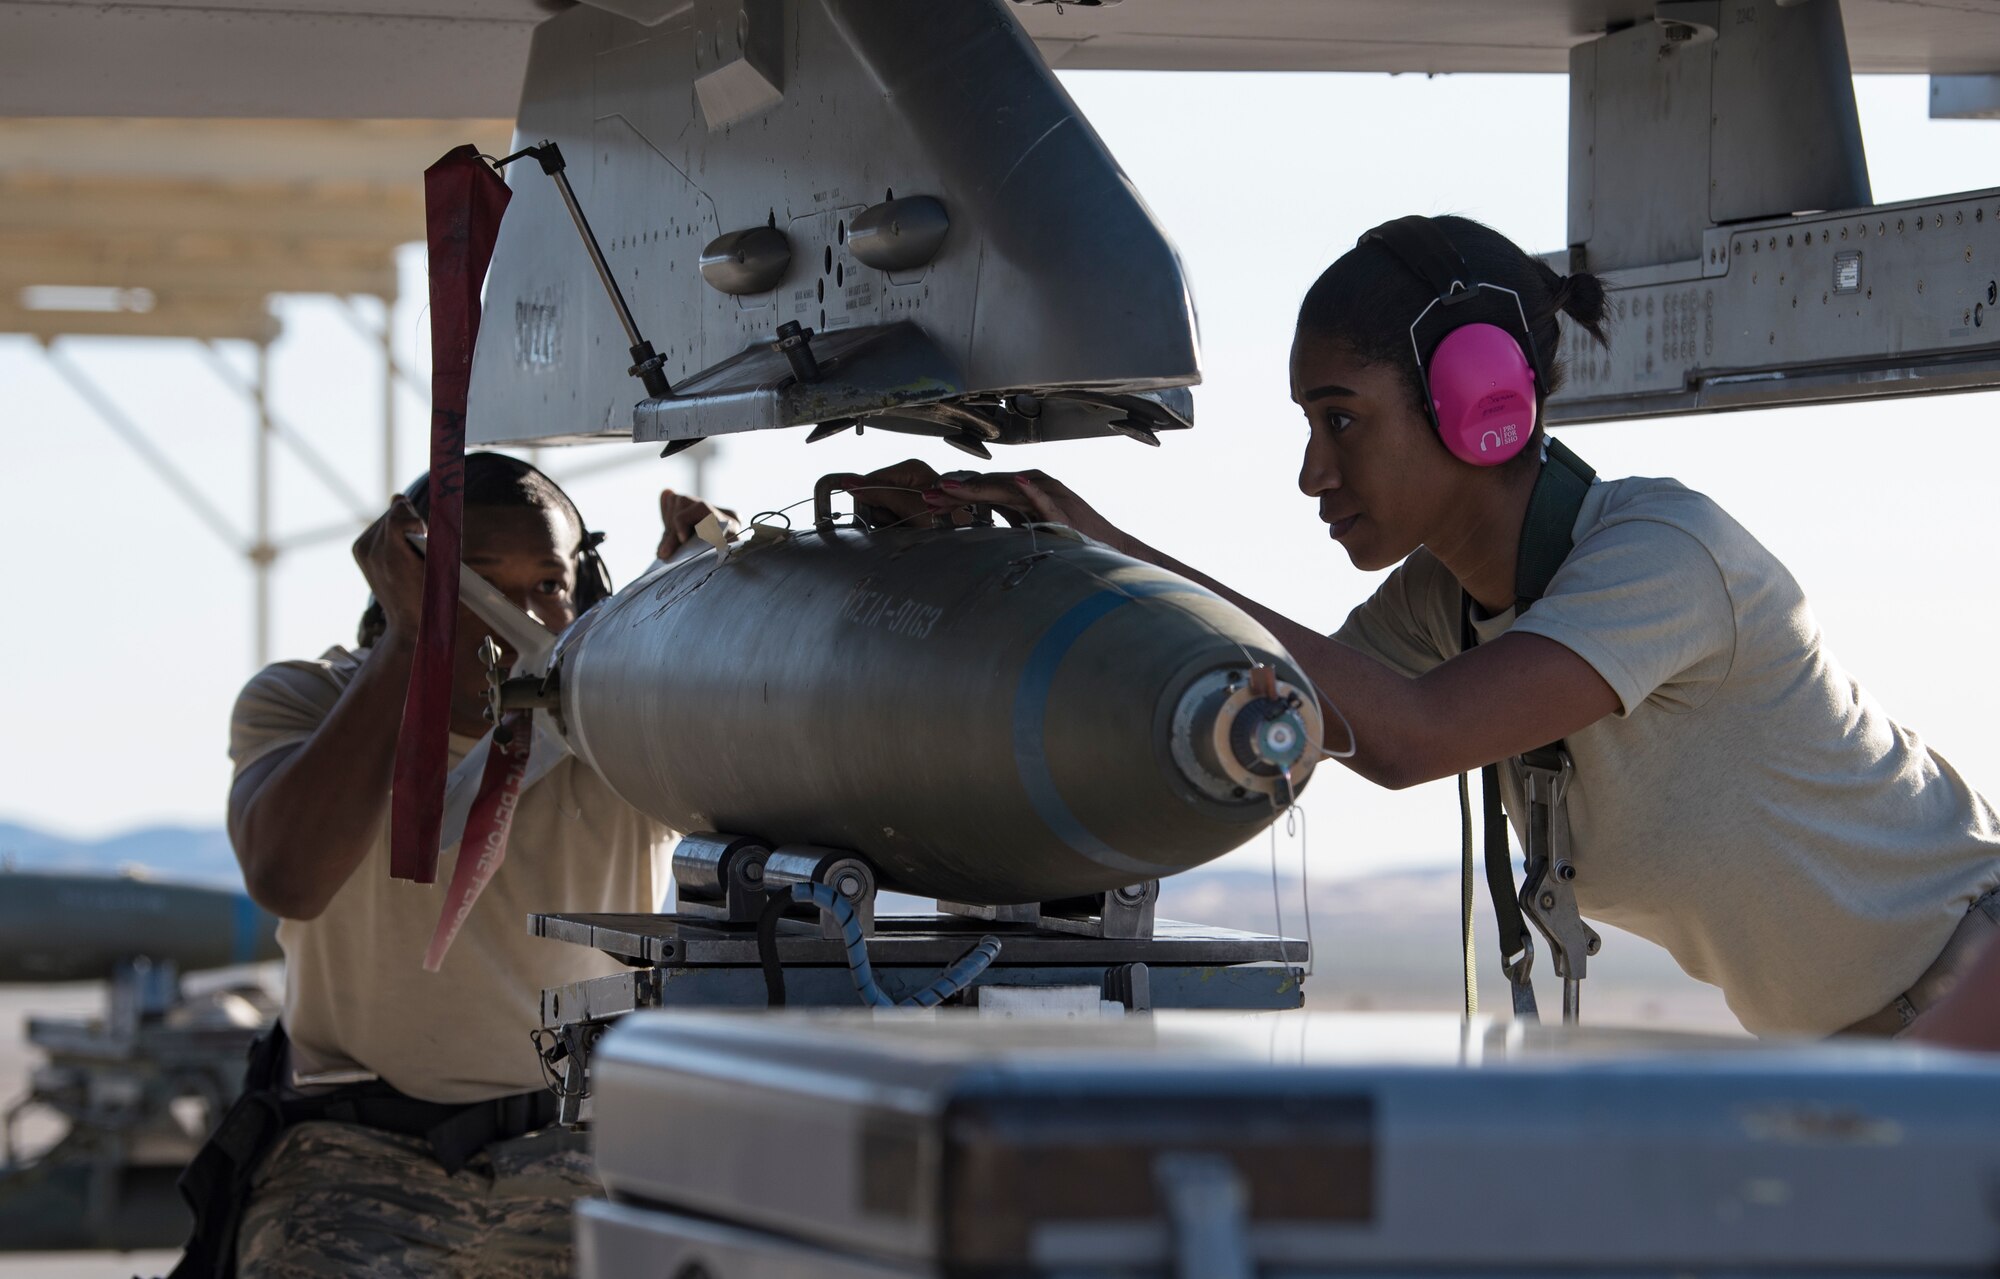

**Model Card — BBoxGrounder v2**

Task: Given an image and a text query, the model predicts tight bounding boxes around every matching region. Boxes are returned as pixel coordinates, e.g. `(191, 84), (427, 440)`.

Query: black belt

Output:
(284, 1082), (560, 1175)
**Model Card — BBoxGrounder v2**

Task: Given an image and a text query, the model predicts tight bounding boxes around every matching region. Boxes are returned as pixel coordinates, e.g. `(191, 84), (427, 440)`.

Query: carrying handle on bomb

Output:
(814, 472), (999, 532)
(489, 141), (672, 400)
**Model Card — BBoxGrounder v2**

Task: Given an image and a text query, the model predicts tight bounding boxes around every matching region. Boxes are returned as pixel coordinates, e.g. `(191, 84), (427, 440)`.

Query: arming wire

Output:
(1265, 800), (1317, 979)
(1306, 698), (1359, 761)
(1268, 818), (1290, 973)
(744, 482), (937, 533)
(1292, 804), (1316, 977)
(1458, 770), (1479, 1019)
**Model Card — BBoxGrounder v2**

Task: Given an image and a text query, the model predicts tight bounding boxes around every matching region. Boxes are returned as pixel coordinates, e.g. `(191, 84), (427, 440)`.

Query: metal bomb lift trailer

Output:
(529, 834), (1307, 1124)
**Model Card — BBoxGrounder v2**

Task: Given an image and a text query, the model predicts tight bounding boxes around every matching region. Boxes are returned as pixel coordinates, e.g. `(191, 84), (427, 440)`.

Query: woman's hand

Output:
(819, 459), (951, 529)
(824, 459), (1129, 548)
(657, 489), (740, 559)
(924, 469), (1125, 547)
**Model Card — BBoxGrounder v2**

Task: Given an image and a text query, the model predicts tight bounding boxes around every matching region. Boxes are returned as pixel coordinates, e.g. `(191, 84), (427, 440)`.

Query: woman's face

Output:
(1289, 331), (1463, 572)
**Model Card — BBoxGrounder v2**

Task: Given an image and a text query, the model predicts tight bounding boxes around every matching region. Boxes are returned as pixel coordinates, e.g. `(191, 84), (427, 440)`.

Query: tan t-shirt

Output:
(1335, 475), (2000, 1035)
(229, 646), (672, 1103)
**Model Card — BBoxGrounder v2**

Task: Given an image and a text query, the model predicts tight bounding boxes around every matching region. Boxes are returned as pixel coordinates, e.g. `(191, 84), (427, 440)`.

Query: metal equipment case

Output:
(578, 1010), (2000, 1278)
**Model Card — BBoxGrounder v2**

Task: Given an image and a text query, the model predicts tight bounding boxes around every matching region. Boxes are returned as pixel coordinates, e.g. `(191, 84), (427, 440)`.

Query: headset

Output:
(357, 452), (613, 649)
(1357, 215), (1542, 467)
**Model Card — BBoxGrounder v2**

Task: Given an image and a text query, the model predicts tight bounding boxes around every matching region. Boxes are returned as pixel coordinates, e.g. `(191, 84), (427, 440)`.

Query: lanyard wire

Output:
(1458, 771), (1478, 1019)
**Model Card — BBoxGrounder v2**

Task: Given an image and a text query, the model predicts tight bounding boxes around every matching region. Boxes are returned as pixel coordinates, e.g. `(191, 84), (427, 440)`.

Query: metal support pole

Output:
(335, 294), (413, 500)
(381, 298), (398, 503)
(335, 297), (426, 404)
(492, 142), (672, 399)
(43, 341), (245, 552)
(197, 341), (371, 520)
(251, 342), (276, 668)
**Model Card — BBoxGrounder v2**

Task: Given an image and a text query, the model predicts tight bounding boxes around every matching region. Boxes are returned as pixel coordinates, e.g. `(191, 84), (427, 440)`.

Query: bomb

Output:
(549, 520), (1321, 905)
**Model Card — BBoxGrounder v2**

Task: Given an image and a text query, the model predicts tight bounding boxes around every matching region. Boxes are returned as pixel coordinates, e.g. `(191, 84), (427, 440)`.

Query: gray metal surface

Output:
(1570, 1), (1871, 276)
(580, 1182), (1967, 1279)
(845, 196), (950, 273)
(1546, 3), (2000, 422)
(578, 1197), (919, 1279)
(1013, 0), (2000, 76)
(945, 879), (1159, 939)
(538, 958), (1303, 1022)
(468, 0), (1201, 449)
(1565, 20), (1713, 273)
(1706, 1), (1871, 231)
(585, 1009), (2000, 1276)
(671, 831), (772, 923)
(552, 524), (1318, 904)
(699, 226), (793, 296)
(1548, 188), (2000, 422)
(1932, 75), (2000, 120)
(530, 912), (1304, 971)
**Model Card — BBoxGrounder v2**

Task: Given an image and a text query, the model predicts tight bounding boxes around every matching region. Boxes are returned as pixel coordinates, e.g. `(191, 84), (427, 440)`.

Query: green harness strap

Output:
(1460, 438), (1595, 1021)
(1514, 439), (1595, 615)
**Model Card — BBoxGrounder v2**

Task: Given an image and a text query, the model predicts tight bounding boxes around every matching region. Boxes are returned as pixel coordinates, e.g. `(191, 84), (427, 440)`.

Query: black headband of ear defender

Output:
(1356, 215), (1541, 408)
(356, 452), (613, 649)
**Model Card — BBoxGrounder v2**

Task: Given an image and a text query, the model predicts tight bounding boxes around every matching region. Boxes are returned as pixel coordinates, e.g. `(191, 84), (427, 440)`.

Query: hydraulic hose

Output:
(757, 883), (999, 1008)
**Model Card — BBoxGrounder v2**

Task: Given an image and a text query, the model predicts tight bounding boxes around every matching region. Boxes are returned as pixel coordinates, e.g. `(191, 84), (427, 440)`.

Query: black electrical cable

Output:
(757, 889), (792, 1007)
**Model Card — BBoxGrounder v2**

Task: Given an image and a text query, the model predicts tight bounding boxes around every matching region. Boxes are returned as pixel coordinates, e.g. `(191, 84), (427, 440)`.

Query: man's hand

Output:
(351, 496), (427, 646)
(658, 490), (740, 559)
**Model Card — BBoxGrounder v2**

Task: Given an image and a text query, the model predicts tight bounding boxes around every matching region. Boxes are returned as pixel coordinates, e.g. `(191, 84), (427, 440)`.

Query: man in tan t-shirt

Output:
(213, 454), (725, 1279)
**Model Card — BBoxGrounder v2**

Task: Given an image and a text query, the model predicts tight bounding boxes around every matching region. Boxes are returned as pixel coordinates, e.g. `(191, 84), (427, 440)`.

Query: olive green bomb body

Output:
(555, 525), (1321, 905)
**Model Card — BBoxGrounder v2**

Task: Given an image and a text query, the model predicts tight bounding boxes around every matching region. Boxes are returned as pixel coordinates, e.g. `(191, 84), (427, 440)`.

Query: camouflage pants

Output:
(236, 1120), (600, 1278)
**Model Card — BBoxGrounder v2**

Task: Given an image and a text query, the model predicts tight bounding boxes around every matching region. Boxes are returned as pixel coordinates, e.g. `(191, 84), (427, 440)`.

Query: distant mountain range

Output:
(0, 820), (245, 888)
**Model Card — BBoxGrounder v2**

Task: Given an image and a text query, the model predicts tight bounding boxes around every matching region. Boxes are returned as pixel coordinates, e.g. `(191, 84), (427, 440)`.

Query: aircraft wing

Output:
(7, 0), (2000, 119)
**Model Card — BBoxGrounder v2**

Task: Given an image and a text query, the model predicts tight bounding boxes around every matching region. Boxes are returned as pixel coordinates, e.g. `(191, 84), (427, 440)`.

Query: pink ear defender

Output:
(1357, 216), (1544, 468)
(1428, 322), (1536, 466)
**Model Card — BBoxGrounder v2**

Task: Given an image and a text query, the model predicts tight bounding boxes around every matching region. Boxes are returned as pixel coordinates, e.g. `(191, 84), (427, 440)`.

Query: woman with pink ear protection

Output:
(848, 213), (2000, 1042)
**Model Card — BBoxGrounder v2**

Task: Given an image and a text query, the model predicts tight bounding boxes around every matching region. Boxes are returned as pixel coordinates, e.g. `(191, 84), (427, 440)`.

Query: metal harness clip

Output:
(1517, 753), (1601, 1024)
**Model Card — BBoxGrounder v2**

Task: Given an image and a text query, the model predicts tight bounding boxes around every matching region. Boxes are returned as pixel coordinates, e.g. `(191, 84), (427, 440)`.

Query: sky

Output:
(3, 71), (1997, 888)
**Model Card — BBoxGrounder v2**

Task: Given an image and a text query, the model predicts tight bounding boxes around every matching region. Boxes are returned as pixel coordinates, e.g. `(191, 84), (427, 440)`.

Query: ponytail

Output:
(1538, 260), (1610, 348)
